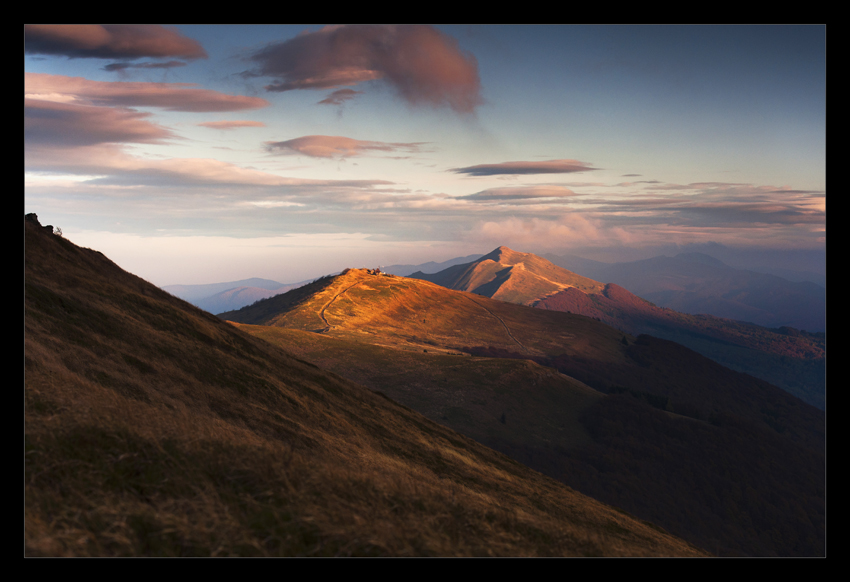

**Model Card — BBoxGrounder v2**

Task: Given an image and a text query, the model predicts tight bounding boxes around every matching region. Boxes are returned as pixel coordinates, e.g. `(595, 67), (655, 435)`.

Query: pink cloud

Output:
(266, 135), (426, 158)
(25, 98), (174, 147)
(25, 140), (395, 190)
(25, 73), (269, 112)
(24, 25), (207, 60)
(248, 25), (482, 113)
(451, 160), (599, 176)
(197, 120), (266, 130)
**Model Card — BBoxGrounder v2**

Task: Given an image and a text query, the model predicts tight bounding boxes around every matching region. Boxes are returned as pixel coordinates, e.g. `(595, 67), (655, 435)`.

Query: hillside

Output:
(412, 248), (825, 409)
(24, 214), (706, 557)
(223, 266), (825, 556)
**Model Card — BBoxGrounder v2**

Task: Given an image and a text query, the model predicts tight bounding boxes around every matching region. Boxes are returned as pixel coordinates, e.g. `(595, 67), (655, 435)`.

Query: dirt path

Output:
(464, 295), (529, 353)
(318, 282), (362, 332)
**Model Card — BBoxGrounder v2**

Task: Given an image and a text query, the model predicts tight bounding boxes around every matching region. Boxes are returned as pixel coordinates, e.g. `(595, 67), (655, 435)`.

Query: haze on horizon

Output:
(24, 25), (825, 286)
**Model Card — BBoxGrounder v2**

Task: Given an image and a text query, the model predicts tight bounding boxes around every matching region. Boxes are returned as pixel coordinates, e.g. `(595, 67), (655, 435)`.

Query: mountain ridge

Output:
(221, 261), (824, 556)
(412, 247), (825, 409)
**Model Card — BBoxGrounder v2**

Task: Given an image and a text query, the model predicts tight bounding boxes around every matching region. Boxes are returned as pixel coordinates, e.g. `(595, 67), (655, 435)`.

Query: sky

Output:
(25, 25), (826, 286)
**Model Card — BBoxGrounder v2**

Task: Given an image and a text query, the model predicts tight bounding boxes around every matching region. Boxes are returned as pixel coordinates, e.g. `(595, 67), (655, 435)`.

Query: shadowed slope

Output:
(25, 214), (705, 557)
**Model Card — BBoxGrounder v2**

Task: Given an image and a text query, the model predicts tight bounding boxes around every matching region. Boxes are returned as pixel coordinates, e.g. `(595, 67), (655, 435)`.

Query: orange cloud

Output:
(248, 25), (482, 113)
(266, 135), (426, 158)
(24, 25), (207, 60)
(197, 120), (266, 130)
(25, 73), (269, 112)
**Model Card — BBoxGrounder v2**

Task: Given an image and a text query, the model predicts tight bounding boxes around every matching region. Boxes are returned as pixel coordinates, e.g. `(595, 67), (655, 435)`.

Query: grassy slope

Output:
(24, 216), (706, 557)
(228, 324), (602, 477)
(225, 268), (825, 556)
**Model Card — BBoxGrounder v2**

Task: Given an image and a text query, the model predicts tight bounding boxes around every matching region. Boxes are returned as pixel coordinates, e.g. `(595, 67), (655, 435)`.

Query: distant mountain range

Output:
(163, 278), (315, 314)
(381, 254), (484, 277)
(221, 264), (824, 556)
(410, 248), (825, 409)
(543, 252), (825, 332)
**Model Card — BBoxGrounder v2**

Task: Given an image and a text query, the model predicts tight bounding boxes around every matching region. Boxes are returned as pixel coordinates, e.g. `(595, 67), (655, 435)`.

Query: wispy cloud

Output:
(197, 120), (266, 130)
(266, 135), (427, 159)
(25, 73), (269, 112)
(246, 25), (482, 113)
(451, 159), (598, 176)
(585, 182), (826, 227)
(25, 98), (175, 147)
(461, 185), (580, 202)
(25, 140), (395, 190)
(317, 88), (362, 106)
(103, 60), (188, 72)
(24, 25), (207, 60)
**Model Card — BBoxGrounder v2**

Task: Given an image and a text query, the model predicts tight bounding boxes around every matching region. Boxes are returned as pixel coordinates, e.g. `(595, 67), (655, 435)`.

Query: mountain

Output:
(163, 278), (289, 301)
(25, 214), (708, 557)
(381, 254), (484, 277)
(163, 278), (313, 314)
(544, 252), (826, 333)
(412, 248), (825, 409)
(411, 246), (604, 306)
(222, 266), (825, 556)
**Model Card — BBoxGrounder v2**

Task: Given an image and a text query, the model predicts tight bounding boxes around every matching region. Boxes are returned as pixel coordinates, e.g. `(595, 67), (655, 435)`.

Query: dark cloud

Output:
(451, 159), (598, 176)
(318, 88), (362, 106)
(247, 25), (482, 113)
(266, 135), (427, 158)
(24, 25), (207, 60)
(103, 60), (188, 72)
(26, 73), (269, 112)
(25, 98), (174, 147)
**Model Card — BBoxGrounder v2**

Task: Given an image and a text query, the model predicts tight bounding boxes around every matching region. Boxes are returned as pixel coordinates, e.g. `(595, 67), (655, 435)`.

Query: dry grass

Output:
(25, 216), (707, 557)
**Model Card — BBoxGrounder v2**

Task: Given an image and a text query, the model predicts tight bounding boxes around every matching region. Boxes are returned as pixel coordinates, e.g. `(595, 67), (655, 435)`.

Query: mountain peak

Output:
(482, 246), (523, 264)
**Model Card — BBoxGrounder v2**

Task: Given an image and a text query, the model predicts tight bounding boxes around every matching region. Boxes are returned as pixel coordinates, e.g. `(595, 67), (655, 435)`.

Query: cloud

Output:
(25, 98), (175, 147)
(24, 25), (207, 60)
(25, 140), (396, 191)
(103, 60), (188, 72)
(266, 135), (427, 158)
(25, 73), (269, 112)
(451, 159), (598, 176)
(469, 215), (605, 249)
(461, 185), (580, 203)
(247, 25), (482, 113)
(317, 88), (362, 106)
(197, 120), (266, 130)
(586, 182), (826, 227)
